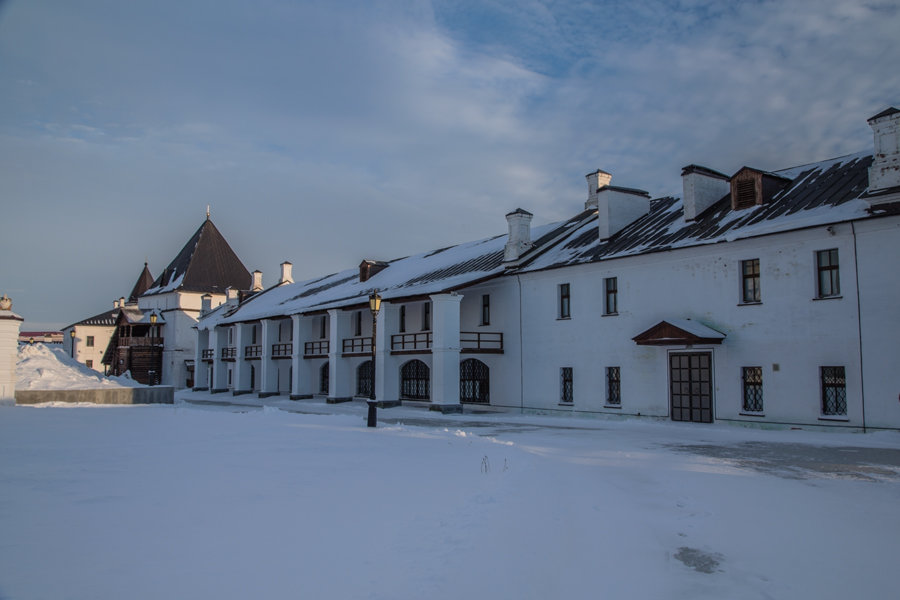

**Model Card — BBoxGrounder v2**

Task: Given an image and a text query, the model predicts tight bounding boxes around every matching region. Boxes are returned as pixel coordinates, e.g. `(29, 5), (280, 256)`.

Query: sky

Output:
(1, 0), (898, 329)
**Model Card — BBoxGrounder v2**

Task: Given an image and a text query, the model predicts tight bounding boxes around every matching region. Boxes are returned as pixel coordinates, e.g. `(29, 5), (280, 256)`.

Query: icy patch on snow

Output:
(16, 344), (146, 390)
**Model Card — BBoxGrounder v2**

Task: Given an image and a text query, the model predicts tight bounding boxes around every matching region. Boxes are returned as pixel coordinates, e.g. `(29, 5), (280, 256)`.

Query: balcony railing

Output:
(342, 336), (373, 355)
(391, 332), (432, 352)
(201, 348), (214, 360)
(244, 344), (262, 359)
(272, 343), (292, 358)
(120, 337), (164, 347)
(460, 331), (503, 353)
(304, 340), (329, 357)
(221, 346), (237, 360)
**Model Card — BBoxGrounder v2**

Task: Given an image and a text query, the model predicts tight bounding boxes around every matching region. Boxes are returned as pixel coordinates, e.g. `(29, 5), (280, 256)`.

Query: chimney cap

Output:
(586, 168), (612, 177)
(868, 106), (900, 122)
(598, 185), (652, 198)
(506, 207), (533, 217)
(681, 164), (730, 180)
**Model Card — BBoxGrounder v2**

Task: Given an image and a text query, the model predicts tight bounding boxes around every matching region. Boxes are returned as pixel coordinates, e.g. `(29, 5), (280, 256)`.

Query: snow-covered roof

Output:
(520, 151), (874, 273)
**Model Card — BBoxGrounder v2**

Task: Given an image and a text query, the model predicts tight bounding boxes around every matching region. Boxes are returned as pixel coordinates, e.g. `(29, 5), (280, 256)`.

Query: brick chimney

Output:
(867, 107), (900, 200)
(279, 262), (293, 285)
(504, 208), (533, 262)
(251, 270), (263, 291)
(585, 169), (613, 210)
(681, 165), (730, 221)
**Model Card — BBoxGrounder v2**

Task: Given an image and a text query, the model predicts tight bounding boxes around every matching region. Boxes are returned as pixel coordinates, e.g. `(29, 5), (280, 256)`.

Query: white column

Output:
(375, 303), (400, 403)
(259, 319), (278, 396)
(430, 293), (463, 412)
(327, 309), (353, 401)
(290, 315), (304, 398)
(232, 324), (248, 394)
(0, 298), (23, 405)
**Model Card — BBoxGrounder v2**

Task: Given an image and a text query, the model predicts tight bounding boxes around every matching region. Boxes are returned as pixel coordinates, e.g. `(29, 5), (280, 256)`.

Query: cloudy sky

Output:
(1, 0), (898, 329)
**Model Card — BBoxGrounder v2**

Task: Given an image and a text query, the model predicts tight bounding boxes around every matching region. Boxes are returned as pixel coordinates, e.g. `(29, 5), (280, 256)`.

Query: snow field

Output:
(0, 403), (898, 599)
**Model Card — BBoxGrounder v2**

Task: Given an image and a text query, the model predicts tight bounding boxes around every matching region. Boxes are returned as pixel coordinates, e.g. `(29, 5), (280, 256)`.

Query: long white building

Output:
(195, 107), (900, 430)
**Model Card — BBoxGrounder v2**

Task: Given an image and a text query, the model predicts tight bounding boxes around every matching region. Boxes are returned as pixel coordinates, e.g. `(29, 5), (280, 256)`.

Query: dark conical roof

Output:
(129, 263), (155, 303)
(145, 218), (251, 295)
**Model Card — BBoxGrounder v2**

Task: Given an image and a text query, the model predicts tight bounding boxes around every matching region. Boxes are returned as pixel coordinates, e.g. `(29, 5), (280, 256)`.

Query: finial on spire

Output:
(206, 205), (210, 220)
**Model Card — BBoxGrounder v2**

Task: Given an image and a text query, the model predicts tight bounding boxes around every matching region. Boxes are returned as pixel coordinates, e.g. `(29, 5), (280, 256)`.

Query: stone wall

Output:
(15, 387), (174, 405)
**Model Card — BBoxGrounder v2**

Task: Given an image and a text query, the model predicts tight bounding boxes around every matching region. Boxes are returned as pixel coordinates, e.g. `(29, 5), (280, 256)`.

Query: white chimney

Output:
(118, 297), (125, 308)
(201, 293), (213, 315)
(226, 287), (239, 303)
(251, 270), (263, 291)
(279, 261), (293, 285)
(681, 165), (730, 221)
(504, 208), (533, 262)
(867, 107), (900, 198)
(585, 169), (613, 210)
(596, 186), (651, 241)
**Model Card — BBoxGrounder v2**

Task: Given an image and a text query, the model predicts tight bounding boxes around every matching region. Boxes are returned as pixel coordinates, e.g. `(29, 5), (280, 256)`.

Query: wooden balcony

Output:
(244, 344), (262, 359)
(391, 332), (432, 354)
(460, 331), (503, 353)
(272, 343), (292, 359)
(119, 337), (164, 348)
(342, 336), (373, 356)
(201, 348), (214, 361)
(304, 340), (329, 358)
(221, 346), (237, 361)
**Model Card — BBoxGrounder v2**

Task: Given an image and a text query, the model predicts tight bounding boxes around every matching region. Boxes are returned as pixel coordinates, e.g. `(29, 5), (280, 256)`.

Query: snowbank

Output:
(16, 343), (146, 390)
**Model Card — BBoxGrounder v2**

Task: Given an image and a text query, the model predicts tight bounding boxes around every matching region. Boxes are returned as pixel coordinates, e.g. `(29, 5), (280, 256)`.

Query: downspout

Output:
(851, 221), (866, 432)
(517, 274), (524, 413)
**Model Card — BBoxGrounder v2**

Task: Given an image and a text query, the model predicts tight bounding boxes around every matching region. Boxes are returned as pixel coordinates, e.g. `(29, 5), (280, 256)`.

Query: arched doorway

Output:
(460, 358), (489, 404)
(400, 359), (429, 400)
(357, 360), (373, 397)
(319, 361), (329, 394)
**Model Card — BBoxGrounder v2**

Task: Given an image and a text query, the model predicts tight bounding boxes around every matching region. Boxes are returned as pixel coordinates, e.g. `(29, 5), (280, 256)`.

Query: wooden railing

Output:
(460, 331), (503, 353)
(304, 340), (329, 356)
(120, 337), (164, 347)
(342, 336), (373, 354)
(391, 332), (432, 352)
(201, 348), (214, 360)
(272, 343), (292, 358)
(221, 346), (237, 360)
(244, 344), (262, 358)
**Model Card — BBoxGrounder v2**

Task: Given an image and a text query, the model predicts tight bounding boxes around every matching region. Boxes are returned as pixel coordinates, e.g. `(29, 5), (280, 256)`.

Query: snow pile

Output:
(16, 343), (145, 390)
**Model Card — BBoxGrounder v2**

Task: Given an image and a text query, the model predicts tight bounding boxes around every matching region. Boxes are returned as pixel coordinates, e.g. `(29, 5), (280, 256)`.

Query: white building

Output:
(195, 107), (900, 430)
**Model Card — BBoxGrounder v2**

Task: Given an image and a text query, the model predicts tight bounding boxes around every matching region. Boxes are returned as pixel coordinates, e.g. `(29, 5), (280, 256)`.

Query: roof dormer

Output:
(359, 259), (388, 283)
(730, 167), (791, 210)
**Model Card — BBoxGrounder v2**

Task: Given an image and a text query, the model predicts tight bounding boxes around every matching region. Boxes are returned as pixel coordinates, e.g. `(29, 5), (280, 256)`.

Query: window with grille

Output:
(400, 360), (429, 399)
(558, 284), (571, 319)
(357, 360), (373, 397)
(604, 277), (618, 315)
(741, 259), (761, 303)
(481, 295), (490, 326)
(821, 366), (847, 416)
(319, 362), (329, 394)
(606, 367), (621, 405)
(560, 367), (573, 404)
(742, 367), (763, 412)
(816, 249), (840, 298)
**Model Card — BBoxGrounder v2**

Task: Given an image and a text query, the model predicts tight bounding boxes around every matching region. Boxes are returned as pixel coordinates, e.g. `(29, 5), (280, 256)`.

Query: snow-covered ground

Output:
(16, 343), (144, 390)
(1, 396), (898, 600)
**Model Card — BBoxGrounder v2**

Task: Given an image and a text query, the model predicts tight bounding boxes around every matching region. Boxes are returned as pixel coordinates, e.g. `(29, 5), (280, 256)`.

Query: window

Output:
(558, 284), (571, 319)
(422, 302), (431, 331)
(354, 311), (362, 337)
(399, 305), (406, 333)
(560, 367), (573, 404)
(741, 259), (761, 303)
(319, 316), (327, 339)
(604, 277), (618, 315)
(86, 336), (95, 347)
(460, 358), (490, 404)
(606, 367), (621, 405)
(85, 359), (93, 369)
(357, 360), (373, 397)
(251, 325), (258, 345)
(481, 295), (490, 326)
(741, 367), (763, 412)
(400, 360), (429, 399)
(228, 328), (234, 345)
(816, 249), (840, 298)
(821, 366), (847, 416)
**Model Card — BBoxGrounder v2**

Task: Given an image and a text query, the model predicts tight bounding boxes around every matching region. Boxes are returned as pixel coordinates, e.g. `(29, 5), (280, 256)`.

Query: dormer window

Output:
(730, 167), (791, 211)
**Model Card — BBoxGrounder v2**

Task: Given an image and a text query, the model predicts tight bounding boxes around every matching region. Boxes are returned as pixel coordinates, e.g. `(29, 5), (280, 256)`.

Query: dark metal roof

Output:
(128, 263), (155, 303)
(869, 106), (899, 121)
(69, 308), (119, 328)
(145, 218), (251, 295)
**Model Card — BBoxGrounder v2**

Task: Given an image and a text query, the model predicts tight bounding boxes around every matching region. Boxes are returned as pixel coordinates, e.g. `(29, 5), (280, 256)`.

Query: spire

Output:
(128, 262), (155, 303)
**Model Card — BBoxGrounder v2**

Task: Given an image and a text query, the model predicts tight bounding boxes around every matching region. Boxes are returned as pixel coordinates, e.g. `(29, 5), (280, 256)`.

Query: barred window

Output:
(560, 367), (573, 404)
(742, 367), (763, 412)
(604, 277), (618, 315)
(821, 366), (847, 416)
(816, 249), (840, 298)
(741, 259), (761, 303)
(606, 367), (621, 405)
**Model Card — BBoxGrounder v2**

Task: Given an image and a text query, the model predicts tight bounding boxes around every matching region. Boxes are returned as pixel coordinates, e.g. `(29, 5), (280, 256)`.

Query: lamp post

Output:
(367, 291), (381, 428)
(149, 312), (158, 386)
(69, 329), (75, 358)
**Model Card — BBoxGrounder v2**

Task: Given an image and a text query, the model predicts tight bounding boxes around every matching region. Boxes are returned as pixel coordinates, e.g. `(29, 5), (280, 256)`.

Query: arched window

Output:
(460, 358), (489, 404)
(357, 360), (374, 397)
(400, 360), (429, 400)
(319, 361), (329, 394)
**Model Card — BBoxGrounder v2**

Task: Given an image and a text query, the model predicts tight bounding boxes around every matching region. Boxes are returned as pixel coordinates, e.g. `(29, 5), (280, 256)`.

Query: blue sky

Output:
(1, 0), (898, 329)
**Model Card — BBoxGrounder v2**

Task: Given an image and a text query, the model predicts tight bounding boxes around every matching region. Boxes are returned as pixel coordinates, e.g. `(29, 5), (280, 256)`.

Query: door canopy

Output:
(632, 319), (725, 346)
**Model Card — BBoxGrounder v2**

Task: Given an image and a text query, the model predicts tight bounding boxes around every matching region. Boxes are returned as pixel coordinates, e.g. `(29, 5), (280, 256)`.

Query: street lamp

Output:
(148, 312), (159, 386)
(69, 329), (75, 358)
(367, 291), (382, 428)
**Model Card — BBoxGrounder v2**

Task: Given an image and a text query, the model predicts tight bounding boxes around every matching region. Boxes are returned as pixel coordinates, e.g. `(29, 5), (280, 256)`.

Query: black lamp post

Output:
(69, 329), (75, 358)
(149, 312), (158, 385)
(367, 291), (381, 428)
